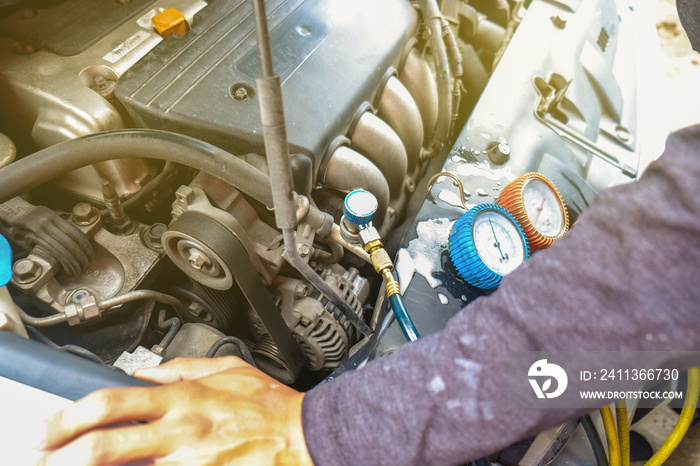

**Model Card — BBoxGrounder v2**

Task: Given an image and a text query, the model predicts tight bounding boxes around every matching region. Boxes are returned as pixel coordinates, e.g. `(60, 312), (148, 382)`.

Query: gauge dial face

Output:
(472, 210), (527, 275)
(522, 178), (565, 237)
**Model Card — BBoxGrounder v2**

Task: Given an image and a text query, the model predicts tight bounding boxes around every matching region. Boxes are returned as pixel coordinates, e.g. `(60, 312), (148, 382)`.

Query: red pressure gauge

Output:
(498, 173), (569, 250)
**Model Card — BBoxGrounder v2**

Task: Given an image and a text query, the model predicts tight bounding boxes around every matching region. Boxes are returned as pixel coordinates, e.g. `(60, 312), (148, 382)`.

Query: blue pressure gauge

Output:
(343, 189), (378, 226)
(0, 234), (11, 287)
(449, 204), (530, 289)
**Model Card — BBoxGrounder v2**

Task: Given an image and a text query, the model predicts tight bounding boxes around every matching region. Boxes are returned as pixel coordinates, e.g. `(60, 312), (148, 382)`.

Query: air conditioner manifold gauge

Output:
(498, 173), (569, 250)
(448, 204), (530, 290)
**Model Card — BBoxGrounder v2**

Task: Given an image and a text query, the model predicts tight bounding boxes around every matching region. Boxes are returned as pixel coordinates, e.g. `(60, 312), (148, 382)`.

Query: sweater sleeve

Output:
(302, 125), (700, 466)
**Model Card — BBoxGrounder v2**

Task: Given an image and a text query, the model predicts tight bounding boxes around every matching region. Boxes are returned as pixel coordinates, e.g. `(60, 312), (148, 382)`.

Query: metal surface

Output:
(0, 133), (16, 169)
(350, 112), (408, 198)
(112, 345), (163, 376)
(115, 0), (418, 168)
(519, 420), (580, 465)
(0, 197), (94, 276)
(377, 76), (424, 168)
(323, 146), (390, 229)
(13, 222), (163, 316)
(0, 0), (206, 201)
(400, 47), (439, 147)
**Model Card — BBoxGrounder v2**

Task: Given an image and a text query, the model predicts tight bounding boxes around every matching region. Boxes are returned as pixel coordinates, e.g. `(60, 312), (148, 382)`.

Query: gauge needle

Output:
(534, 198), (545, 224)
(489, 219), (506, 260)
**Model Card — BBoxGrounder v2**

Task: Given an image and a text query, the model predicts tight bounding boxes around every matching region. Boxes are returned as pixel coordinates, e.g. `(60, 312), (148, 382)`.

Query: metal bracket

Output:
(533, 76), (637, 178)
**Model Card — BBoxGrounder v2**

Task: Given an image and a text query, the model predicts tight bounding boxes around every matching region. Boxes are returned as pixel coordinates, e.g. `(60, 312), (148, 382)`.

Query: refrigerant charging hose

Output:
(362, 236), (420, 342)
(343, 190), (420, 341)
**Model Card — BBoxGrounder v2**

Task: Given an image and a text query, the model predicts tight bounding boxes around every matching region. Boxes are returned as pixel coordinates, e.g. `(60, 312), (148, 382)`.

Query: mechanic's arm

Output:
(301, 125), (700, 465)
(38, 357), (313, 466)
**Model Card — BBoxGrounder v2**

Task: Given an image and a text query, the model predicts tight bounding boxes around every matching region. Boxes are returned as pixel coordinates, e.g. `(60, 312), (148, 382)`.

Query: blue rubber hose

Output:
(388, 293), (420, 342)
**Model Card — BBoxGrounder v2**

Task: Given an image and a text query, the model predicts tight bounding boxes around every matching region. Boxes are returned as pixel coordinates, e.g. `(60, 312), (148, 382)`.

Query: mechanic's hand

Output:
(37, 357), (313, 466)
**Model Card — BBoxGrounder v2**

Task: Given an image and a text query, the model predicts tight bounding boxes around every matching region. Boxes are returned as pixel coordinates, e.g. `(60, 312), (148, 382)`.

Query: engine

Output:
(0, 0), (665, 397)
(0, 0), (462, 384)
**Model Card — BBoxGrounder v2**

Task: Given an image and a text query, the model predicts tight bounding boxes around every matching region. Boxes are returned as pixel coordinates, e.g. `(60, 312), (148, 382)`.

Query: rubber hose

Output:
(206, 336), (256, 367)
(156, 310), (181, 351)
(644, 367), (700, 466)
(418, 0), (452, 150)
(388, 293), (420, 342)
(615, 399), (630, 466)
(0, 129), (274, 209)
(600, 405), (622, 466)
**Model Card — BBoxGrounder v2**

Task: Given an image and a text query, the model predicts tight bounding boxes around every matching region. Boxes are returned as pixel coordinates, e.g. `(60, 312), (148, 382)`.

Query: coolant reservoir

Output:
(0, 234), (27, 338)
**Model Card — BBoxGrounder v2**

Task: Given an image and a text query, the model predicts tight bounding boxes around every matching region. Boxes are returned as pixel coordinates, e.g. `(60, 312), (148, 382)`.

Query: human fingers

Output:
(41, 386), (170, 451)
(133, 356), (250, 383)
(38, 419), (174, 466)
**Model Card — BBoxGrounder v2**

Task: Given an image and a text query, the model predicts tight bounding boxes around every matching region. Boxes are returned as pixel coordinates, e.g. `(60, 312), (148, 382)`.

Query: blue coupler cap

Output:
(0, 234), (11, 286)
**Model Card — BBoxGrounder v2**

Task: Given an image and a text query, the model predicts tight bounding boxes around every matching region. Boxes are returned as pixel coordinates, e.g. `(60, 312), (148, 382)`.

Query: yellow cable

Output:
(616, 399), (630, 466)
(644, 367), (700, 466)
(600, 405), (622, 466)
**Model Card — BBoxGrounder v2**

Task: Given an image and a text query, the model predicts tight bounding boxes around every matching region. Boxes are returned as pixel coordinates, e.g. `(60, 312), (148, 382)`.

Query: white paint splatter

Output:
(455, 160), (516, 183)
(454, 358), (482, 391)
(459, 334), (477, 346)
(428, 376), (446, 394)
(446, 398), (479, 422)
(438, 293), (449, 305)
(437, 189), (467, 209)
(446, 399), (462, 410)
(480, 402), (495, 421)
(395, 248), (415, 294)
(396, 218), (454, 290)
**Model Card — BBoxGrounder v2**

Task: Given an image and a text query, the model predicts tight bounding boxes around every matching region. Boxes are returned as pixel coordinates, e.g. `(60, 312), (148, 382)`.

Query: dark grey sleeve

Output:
(302, 125), (700, 466)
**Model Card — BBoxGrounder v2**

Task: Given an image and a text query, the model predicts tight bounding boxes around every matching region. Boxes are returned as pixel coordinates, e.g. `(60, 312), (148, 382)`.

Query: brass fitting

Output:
(364, 239), (392, 275)
(364, 238), (401, 297)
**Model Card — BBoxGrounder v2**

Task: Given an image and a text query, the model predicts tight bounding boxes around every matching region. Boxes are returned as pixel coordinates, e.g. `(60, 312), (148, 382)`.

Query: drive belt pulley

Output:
(162, 212), (305, 382)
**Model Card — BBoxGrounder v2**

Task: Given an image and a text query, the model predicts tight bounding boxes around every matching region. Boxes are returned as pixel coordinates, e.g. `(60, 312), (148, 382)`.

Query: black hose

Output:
(26, 325), (60, 347)
(582, 414), (610, 466)
(0, 331), (155, 401)
(60, 345), (105, 365)
(206, 336), (256, 367)
(419, 0), (453, 153)
(0, 129), (274, 209)
(156, 310), (181, 351)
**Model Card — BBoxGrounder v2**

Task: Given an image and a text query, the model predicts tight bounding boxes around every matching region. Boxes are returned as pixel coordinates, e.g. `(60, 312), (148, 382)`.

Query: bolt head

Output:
(13, 259), (42, 284)
(188, 250), (211, 270)
(143, 223), (167, 250)
(72, 202), (99, 226)
(298, 244), (311, 257)
(295, 282), (309, 298)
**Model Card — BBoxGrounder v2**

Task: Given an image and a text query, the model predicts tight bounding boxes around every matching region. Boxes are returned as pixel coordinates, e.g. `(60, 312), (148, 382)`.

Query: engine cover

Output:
(116, 0), (417, 170)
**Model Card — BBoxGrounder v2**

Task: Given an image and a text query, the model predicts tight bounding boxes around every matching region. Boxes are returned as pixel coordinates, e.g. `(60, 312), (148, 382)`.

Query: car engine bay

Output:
(0, 0), (672, 463)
